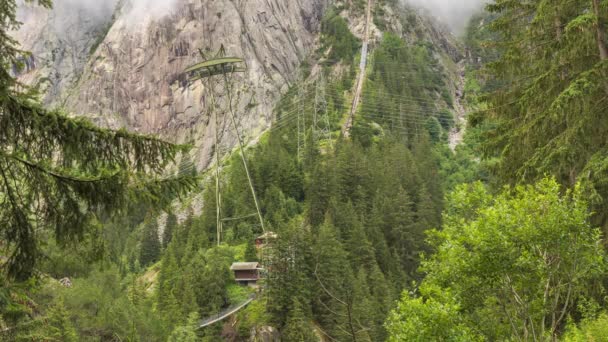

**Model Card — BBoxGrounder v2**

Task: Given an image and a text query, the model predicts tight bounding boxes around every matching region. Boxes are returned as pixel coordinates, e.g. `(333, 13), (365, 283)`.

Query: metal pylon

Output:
(183, 46), (266, 245)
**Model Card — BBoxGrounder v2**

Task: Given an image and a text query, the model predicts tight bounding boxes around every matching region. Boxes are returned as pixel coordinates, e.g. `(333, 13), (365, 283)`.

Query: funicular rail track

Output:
(342, 0), (373, 137)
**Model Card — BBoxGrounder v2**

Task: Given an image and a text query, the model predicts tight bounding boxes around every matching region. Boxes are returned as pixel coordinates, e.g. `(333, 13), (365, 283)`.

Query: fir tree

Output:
(0, 0), (195, 280)
(244, 240), (258, 262)
(306, 163), (335, 228)
(163, 212), (177, 249)
(46, 300), (78, 342)
(346, 220), (374, 270)
(480, 0), (608, 228)
(313, 221), (354, 338)
(367, 263), (392, 341)
(266, 219), (314, 326)
(282, 298), (317, 342)
(140, 221), (161, 267)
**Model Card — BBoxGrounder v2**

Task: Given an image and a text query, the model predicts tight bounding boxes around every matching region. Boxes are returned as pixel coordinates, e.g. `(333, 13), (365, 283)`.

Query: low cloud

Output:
(18, 0), (181, 32)
(405, 0), (486, 34)
(17, 0), (117, 32)
(122, 0), (180, 27)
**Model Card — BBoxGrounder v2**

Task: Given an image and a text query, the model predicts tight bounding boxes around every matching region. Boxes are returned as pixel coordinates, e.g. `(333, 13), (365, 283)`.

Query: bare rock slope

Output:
(17, 0), (328, 170)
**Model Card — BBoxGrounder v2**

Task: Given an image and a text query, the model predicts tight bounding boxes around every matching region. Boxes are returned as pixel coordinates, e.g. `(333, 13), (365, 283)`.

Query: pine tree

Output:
(380, 186), (420, 274)
(351, 268), (373, 342)
(46, 300), (78, 342)
(367, 263), (392, 341)
(244, 240), (258, 262)
(266, 219), (314, 326)
(346, 220), (374, 270)
(163, 212), (177, 249)
(416, 184), (440, 232)
(306, 163), (335, 228)
(365, 196), (393, 274)
(329, 200), (360, 242)
(140, 221), (161, 267)
(282, 298), (317, 342)
(158, 243), (180, 313)
(313, 221), (353, 338)
(195, 247), (232, 316)
(0, 0), (195, 280)
(480, 0), (608, 228)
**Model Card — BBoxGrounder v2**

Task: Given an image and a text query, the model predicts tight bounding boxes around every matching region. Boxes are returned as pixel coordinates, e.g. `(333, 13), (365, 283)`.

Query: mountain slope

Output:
(16, 0), (329, 170)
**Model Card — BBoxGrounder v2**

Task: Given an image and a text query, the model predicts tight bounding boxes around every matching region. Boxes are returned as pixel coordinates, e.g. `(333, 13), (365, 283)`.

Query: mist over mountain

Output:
(17, 0), (180, 30)
(405, 0), (486, 33)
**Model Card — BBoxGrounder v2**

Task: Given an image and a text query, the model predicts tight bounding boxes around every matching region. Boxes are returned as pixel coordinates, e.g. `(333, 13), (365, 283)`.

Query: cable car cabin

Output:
(255, 231), (278, 248)
(231, 262), (261, 287)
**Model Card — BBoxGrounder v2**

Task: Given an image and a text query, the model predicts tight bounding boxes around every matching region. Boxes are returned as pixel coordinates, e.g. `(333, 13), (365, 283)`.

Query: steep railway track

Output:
(342, 0), (373, 137)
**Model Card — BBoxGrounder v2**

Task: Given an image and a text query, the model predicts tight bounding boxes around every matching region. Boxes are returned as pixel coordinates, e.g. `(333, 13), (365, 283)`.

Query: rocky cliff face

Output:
(16, 0), (328, 170)
(14, 0), (115, 106)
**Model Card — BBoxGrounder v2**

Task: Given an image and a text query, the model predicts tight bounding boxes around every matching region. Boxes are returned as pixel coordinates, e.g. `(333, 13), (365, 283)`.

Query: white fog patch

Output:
(404, 0), (486, 34)
(16, 0), (117, 33)
(18, 0), (182, 33)
(122, 0), (180, 28)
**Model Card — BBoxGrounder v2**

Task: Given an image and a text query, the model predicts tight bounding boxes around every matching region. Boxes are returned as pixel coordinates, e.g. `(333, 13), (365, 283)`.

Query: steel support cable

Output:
(222, 69), (266, 233)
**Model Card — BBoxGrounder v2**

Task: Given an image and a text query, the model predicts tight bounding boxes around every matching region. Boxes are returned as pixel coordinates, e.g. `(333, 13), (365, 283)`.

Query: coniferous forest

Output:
(2, 0), (608, 341)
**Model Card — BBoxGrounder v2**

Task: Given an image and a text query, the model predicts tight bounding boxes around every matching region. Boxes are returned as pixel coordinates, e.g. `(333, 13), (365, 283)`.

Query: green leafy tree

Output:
(387, 179), (606, 341)
(564, 312), (608, 341)
(386, 286), (482, 342)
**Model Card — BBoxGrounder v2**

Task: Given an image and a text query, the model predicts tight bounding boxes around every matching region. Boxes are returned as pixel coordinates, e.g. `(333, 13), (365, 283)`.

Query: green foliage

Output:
(564, 312), (608, 341)
(478, 0), (608, 229)
(266, 219), (314, 327)
(281, 298), (318, 342)
(163, 212), (177, 249)
(227, 284), (252, 305)
(355, 33), (451, 143)
(0, 0), (196, 281)
(42, 267), (168, 341)
(168, 311), (200, 342)
(46, 299), (78, 342)
(437, 109), (455, 130)
(244, 240), (258, 262)
(321, 9), (361, 63)
(438, 124), (493, 191)
(387, 178), (606, 341)
(0, 3), (478, 340)
(386, 287), (482, 342)
(140, 219), (161, 267)
(237, 299), (271, 338)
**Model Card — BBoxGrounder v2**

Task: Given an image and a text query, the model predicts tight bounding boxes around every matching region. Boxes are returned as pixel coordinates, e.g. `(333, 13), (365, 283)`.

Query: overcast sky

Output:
(405, 0), (487, 33)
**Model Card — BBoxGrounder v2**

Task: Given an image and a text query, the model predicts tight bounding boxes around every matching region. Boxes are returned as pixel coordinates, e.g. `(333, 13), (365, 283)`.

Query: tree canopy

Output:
(479, 0), (608, 227)
(387, 178), (606, 341)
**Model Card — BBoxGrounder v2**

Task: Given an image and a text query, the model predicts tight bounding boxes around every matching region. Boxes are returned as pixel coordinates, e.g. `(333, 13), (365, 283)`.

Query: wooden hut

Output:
(230, 262), (261, 287)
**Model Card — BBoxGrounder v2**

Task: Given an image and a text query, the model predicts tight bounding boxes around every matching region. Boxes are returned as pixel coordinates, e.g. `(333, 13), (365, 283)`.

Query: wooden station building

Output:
(230, 262), (261, 287)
